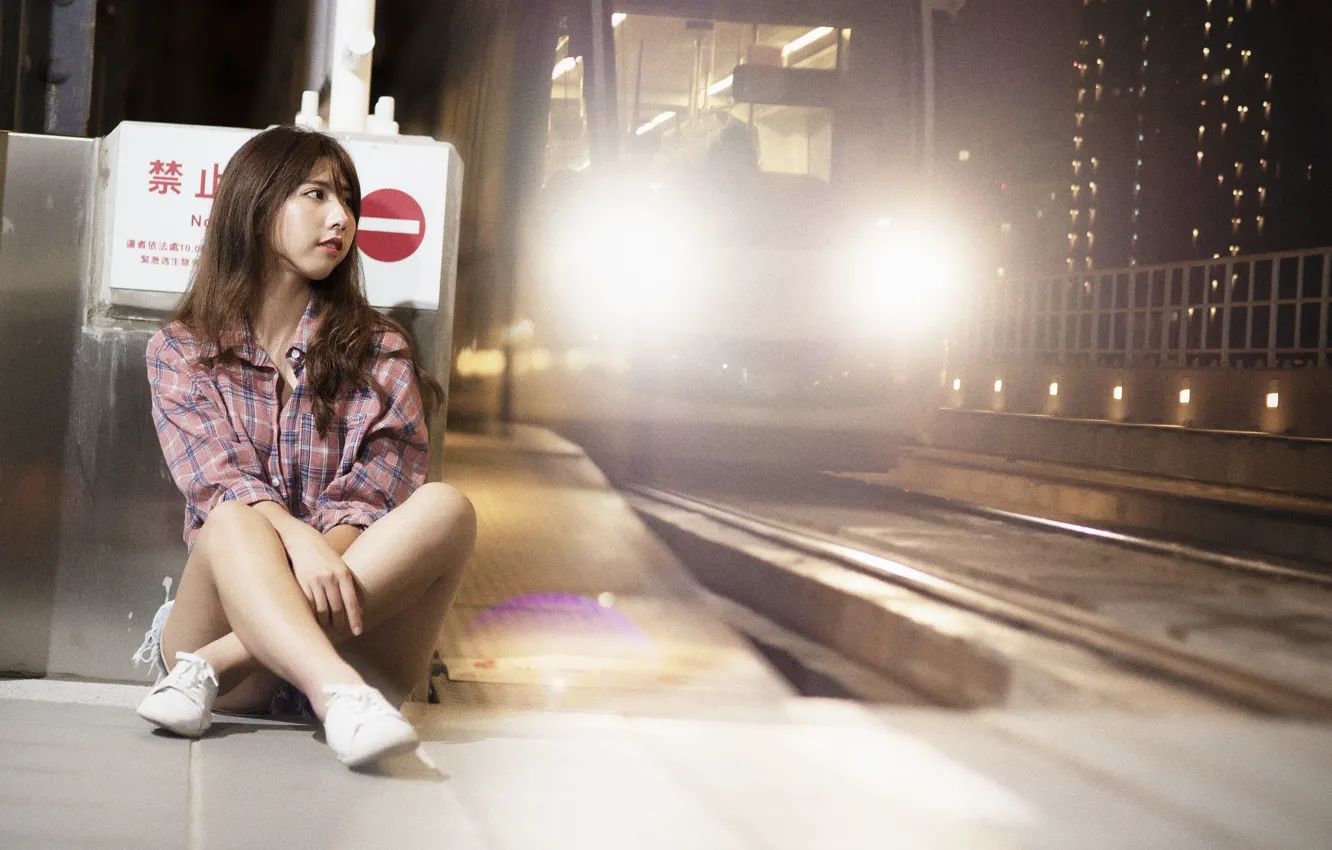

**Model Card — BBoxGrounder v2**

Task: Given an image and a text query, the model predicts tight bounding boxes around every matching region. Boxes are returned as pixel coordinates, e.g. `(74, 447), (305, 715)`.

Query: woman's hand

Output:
(287, 525), (364, 637)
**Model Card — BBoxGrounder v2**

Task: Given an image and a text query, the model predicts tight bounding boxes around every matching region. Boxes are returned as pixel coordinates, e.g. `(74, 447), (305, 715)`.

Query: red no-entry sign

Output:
(358, 188), (426, 263)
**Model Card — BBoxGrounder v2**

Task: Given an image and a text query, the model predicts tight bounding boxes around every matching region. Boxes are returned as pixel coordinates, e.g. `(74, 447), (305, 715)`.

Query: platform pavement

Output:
(5, 680), (1332, 849)
(4, 425), (1332, 848)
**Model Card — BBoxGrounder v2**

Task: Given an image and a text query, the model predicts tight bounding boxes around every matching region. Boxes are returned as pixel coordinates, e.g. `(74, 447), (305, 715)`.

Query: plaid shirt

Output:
(146, 297), (428, 551)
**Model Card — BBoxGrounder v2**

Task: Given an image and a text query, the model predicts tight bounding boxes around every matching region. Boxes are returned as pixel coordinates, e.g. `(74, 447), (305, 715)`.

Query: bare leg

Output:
(164, 483), (475, 713)
(326, 482), (476, 701)
(161, 500), (364, 719)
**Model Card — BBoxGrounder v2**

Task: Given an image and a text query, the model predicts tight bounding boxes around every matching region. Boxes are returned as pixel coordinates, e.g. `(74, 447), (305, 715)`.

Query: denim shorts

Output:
(132, 599), (314, 719)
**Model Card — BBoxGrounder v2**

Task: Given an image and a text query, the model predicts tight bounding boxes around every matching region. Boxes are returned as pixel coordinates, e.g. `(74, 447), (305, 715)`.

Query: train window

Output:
(541, 14), (840, 187)
(546, 25), (591, 180)
(613, 17), (837, 182)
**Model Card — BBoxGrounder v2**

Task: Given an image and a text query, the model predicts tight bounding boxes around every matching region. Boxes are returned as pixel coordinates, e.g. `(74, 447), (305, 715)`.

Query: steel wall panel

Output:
(0, 132), (94, 674)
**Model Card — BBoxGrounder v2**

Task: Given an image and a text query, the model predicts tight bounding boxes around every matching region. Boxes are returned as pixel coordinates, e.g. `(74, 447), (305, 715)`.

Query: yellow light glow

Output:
(552, 56), (578, 80)
(1113, 385), (1123, 400)
(1049, 382), (1059, 396)
(529, 348), (553, 372)
(612, 13), (627, 26)
(707, 74), (734, 96)
(783, 26), (835, 57)
(1266, 392), (1280, 409)
(952, 378), (962, 391)
(994, 379), (1003, 393)
(1179, 388), (1191, 405)
(456, 347), (506, 378)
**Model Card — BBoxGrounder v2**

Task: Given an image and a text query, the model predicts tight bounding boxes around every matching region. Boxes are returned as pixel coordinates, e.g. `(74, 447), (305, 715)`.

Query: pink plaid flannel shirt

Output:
(146, 297), (428, 551)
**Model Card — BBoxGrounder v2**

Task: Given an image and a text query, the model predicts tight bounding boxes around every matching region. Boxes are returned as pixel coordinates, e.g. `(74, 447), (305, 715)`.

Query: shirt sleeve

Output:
(310, 344), (429, 532)
(147, 332), (284, 538)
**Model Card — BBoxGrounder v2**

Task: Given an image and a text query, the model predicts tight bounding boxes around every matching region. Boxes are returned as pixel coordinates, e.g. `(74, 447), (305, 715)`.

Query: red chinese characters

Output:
(195, 163), (223, 200)
(148, 160), (184, 195)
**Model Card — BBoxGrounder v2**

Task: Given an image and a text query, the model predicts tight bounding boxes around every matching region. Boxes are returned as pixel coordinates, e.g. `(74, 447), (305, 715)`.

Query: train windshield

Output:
(545, 14), (844, 246)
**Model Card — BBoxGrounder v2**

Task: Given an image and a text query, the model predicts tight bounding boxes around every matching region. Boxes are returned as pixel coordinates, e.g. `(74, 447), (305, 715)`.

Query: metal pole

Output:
(1220, 262), (1234, 366)
(328, 0), (376, 132)
(1266, 259), (1279, 366)
(583, 0), (618, 165)
(921, 0), (966, 179)
(1319, 251), (1331, 367)
(306, 0), (334, 93)
(921, 4), (935, 178)
(630, 38), (643, 135)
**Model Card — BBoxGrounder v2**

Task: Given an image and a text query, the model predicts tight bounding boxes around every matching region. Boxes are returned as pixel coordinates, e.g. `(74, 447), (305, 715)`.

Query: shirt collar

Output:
(286, 296), (321, 367)
(219, 294), (322, 369)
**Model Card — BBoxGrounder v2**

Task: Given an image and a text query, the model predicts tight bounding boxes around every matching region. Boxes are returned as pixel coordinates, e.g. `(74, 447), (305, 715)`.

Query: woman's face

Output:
(272, 159), (356, 282)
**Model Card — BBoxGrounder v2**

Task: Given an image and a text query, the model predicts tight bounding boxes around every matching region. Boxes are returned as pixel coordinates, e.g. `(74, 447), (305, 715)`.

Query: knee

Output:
(409, 482), (477, 555)
(196, 499), (261, 547)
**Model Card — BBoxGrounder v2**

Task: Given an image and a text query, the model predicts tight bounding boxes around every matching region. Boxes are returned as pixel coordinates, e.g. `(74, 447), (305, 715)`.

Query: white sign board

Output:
(100, 121), (457, 309)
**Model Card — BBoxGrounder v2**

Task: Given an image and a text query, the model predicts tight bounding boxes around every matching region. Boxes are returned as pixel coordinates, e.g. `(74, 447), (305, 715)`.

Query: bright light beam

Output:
(782, 26), (834, 58)
(707, 74), (734, 95)
(635, 111), (676, 136)
(552, 56), (579, 80)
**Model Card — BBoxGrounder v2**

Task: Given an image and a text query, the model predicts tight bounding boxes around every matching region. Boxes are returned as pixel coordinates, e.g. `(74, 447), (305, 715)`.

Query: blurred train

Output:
(429, 1), (970, 473)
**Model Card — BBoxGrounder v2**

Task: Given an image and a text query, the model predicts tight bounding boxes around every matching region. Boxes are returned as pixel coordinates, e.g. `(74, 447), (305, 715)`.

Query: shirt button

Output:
(271, 476), (281, 488)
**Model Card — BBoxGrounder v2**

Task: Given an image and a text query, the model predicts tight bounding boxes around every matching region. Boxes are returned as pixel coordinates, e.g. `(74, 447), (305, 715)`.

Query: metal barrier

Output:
(970, 247), (1332, 368)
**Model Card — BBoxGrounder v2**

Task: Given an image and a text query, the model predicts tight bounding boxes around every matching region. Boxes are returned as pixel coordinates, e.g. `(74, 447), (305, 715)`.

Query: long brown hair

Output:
(172, 126), (442, 434)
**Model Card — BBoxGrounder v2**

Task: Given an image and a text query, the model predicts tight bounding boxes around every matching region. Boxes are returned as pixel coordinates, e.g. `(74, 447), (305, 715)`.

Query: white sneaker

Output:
(136, 651), (218, 738)
(322, 685), (420, 768)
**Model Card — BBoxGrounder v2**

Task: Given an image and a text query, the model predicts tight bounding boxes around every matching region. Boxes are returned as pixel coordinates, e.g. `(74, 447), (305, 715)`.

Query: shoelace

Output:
(130, 627), (160, 668)
(131, 602), (175, 669)
(166, 655), (218, 695)
(324, 686), (398, 721)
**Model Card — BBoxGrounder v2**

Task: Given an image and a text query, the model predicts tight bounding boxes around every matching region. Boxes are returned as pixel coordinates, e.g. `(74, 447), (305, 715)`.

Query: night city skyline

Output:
(936, 0), (1332, 279)
(1068, 0), (1332, 272)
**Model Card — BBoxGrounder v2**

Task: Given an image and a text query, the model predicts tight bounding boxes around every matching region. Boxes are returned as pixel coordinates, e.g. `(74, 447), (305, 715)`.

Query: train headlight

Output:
(548, 195), (692, 334)
(846, 218), (963, 336)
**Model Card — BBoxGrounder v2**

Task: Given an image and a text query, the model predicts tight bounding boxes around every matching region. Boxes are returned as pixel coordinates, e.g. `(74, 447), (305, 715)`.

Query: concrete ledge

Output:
(628, 496), (1224, 713)
(869, 445), (1332, 566)
(929, 408), (1332, 501)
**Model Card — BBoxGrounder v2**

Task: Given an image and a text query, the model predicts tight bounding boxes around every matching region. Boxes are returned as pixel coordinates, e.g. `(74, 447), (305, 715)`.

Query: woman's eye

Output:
(307, 188), (324, 200)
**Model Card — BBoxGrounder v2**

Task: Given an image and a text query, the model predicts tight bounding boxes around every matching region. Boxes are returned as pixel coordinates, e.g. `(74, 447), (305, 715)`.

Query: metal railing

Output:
(968, 247), (1332, 368)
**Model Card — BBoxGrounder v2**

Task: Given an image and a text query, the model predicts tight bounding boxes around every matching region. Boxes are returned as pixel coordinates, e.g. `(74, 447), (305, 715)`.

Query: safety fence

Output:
(967, 247), (1332, 368)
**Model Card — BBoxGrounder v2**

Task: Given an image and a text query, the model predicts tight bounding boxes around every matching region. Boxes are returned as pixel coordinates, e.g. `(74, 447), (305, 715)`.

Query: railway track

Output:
(630, 483), (1332, 719)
